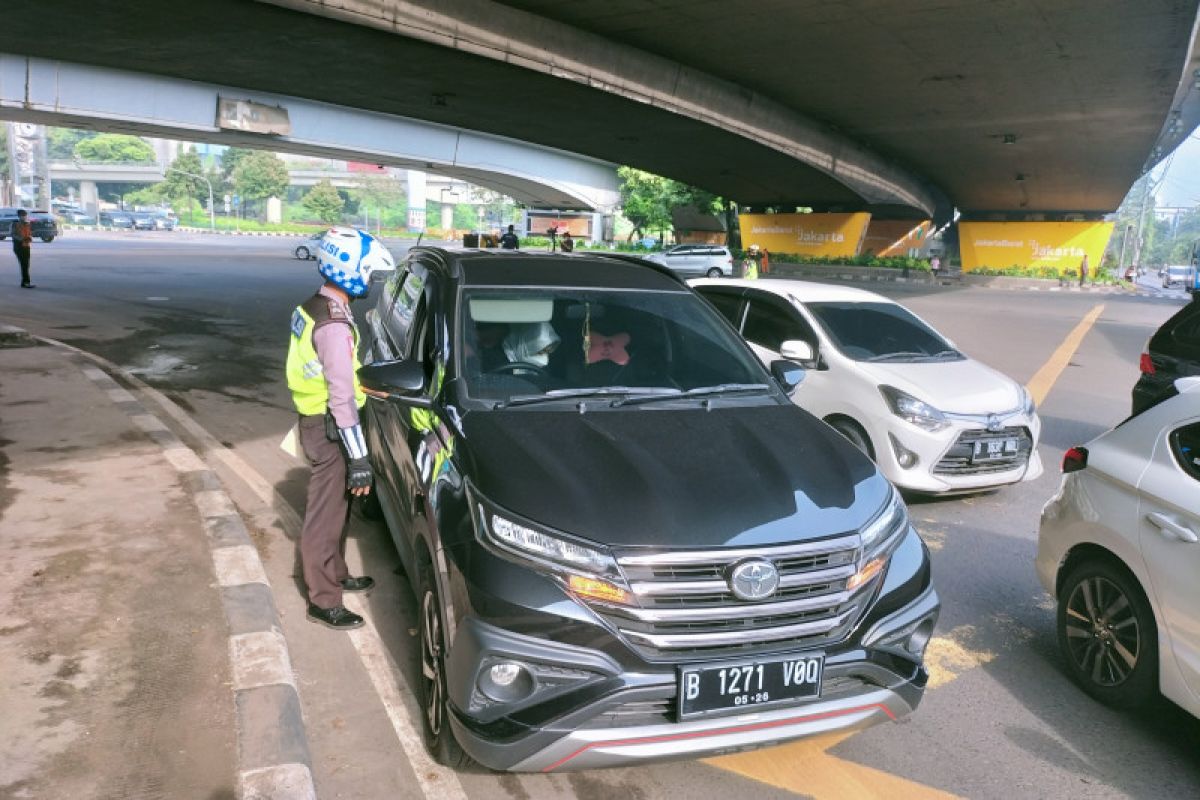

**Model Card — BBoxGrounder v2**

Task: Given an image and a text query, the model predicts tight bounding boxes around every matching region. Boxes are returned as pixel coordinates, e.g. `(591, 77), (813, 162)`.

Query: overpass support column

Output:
(591, 212), (604, 244)
(80, 181), (99, 215)
(440, 203), (453, 233)
(405, 170), (427, 233)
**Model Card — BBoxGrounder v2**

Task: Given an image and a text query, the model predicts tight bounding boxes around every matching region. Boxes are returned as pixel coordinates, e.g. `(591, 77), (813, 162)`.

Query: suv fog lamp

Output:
(479, 661), (534, 703)
(568, 575), (629, 605)
(888, 433), (919, 469)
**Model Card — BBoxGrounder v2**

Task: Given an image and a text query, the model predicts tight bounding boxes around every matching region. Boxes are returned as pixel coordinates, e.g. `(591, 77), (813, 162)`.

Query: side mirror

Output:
(358, 359), (431, 406)
(779, 339), (818, 369)
(770, 359), (806, 394)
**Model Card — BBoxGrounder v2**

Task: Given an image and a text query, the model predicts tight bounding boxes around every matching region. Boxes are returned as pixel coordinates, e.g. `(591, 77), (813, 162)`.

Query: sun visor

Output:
(469, 298), (554, 323)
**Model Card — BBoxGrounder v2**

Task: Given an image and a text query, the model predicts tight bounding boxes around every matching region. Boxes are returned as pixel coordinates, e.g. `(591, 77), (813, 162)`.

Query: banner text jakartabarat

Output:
(738, 213), (871, 258)
(959, 221), (1115, 273)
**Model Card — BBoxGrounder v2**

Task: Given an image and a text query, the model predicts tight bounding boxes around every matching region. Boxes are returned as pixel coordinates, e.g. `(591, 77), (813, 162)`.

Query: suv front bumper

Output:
(445, 583), (938, 771)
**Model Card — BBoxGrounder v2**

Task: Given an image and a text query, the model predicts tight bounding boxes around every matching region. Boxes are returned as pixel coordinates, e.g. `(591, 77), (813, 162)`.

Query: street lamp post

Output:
(166, 166), (215, 232)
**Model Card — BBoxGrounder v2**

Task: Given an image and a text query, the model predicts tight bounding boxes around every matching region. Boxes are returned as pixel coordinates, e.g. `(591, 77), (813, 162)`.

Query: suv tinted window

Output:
(1170, 421), (1200, 480)
(699, 290), (744, 328)
(383, 267), (425, 355)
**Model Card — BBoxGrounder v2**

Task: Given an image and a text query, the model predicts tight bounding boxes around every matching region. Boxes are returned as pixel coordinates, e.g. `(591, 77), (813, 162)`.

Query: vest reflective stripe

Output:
(286, 304), (366, 415)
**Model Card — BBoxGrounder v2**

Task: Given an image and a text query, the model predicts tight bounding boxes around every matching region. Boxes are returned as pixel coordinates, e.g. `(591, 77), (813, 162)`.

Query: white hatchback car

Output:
(691, 279), (1042, 493)
(1037, 378), (1200, 717)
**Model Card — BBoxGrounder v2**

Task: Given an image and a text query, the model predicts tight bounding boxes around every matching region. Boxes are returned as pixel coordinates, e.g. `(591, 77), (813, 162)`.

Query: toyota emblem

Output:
(986, 414), (1002, 432)
(728, 559), (780, 601)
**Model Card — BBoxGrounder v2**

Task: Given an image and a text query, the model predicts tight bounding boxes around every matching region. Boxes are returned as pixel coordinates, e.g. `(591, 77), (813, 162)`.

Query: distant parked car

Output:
(1038, 376), (1200, 718)
(691, 278), (1043, 494)
(645, 245), (734, 278)
(293, 232), (323, 260)
(0, 208), (59, 242)
(1132, 299), (1200, 415)
(99, 211), (135, 230)
(62, 210), (96, 225)
(130, 212), (157, 231)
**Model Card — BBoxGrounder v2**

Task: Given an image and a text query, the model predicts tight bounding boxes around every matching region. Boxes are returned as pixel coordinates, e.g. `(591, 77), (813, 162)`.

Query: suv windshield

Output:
(458, 287), (769, 406)
(806, 301), (960, 363)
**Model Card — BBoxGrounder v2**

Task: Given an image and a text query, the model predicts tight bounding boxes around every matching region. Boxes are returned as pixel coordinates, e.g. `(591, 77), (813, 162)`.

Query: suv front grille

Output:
(590, 535), (868, 660)
(934, 426), (1032, 476)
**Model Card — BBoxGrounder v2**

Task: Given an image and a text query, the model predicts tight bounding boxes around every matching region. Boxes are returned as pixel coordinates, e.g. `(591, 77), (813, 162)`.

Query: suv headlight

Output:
(471, 490), (631, 604)
(879, 385), (949, 432)
(849, 487), (909, 591)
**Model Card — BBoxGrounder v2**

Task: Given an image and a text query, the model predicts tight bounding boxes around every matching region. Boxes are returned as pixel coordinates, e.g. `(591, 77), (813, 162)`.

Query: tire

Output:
(706, 267), (723, 278)
(416, 563), (474, 769)
(40, 235), (54, 243)
(295, 246), (310, 260)
(827, 417), (875, 460)
(1056, 559), (1158, 709)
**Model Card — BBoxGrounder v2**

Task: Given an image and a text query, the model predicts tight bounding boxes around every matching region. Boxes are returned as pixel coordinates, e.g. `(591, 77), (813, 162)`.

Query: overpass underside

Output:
(6, 1), (1200, 222)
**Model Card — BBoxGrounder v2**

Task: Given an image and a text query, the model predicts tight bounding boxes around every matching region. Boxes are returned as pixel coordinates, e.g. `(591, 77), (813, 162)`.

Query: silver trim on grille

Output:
(601, 589), (853, 623)
(629, 564), (856, 597)
(620, 608), (856, 649)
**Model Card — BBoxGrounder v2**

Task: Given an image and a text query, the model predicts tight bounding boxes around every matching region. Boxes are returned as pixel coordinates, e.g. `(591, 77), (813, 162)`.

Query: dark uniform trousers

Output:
(14, 245), (31, 285)
(299, 414), (351, 608)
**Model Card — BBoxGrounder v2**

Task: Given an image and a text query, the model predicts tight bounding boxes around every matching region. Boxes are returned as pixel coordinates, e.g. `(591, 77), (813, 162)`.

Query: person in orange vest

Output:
(10, 209), (34, 288)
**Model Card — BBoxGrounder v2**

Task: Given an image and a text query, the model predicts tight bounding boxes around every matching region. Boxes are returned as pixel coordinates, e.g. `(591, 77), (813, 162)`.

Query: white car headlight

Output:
(1019, 385), (1036, 417)
(879, 385), (949, 432)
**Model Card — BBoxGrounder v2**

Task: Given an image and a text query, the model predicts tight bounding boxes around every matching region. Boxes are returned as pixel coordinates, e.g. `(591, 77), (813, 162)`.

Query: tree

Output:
(220, 147), (253, 181)
(162, 148), (209, 222)
(73, 134), (155, 163)
(353, 173), (403, 233)
(232, 151), (289, 218)
(617, 167), (675, 241)
(302, 179), (344, 224)
(47, 128), (92, 160)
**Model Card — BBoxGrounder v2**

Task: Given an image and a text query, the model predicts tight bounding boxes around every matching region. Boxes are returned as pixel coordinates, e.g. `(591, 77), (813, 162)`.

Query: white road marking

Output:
(230, 630), (296, 691)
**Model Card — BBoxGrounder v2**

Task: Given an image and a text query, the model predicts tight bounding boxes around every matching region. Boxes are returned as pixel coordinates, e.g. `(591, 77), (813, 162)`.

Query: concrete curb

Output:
(19, 328), (316, 800)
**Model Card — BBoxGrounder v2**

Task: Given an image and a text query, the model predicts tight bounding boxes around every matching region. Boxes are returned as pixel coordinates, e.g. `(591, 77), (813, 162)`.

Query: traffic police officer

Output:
(286, 226), (395, 629)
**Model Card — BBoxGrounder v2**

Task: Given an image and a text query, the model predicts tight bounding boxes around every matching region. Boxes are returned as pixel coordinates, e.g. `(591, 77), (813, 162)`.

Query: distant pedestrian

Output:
(560, 231), (575, 253)
(930, 254), (941, 278)
(10, 209), (34, 288)
(1079, 254), (1089, 287)
(760, 247), (770, 275)
(500, 224), (520, 250)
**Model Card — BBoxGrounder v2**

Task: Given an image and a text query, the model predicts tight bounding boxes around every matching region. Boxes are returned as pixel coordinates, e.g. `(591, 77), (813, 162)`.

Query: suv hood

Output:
(865, 358), (1023, 415)
(460, 405), (890, 549)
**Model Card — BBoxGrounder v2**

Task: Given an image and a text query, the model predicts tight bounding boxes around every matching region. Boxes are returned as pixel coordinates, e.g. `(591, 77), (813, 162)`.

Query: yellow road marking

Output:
(1024, 304), (1106, 406)
(706, 622), (1017, 798)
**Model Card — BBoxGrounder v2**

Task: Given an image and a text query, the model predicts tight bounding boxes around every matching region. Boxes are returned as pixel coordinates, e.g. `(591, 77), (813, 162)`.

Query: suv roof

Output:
(410, 247), (686, 290)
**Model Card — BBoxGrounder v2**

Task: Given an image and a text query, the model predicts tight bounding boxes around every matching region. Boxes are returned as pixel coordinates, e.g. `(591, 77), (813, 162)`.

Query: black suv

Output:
(358, 248), (939, 771)
(0, 208), (59, 242)
(1133, 299), (1200, 414)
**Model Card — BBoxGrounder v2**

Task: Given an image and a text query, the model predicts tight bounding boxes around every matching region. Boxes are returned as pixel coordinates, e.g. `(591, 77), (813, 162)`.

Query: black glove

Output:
(347, 457), (373, 491)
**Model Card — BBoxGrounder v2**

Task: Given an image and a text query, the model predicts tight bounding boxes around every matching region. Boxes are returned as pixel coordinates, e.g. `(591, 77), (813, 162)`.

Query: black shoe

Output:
(20, 283), (35, 289)
(341, 575), (375, 592)
(306, 604), (364, 630)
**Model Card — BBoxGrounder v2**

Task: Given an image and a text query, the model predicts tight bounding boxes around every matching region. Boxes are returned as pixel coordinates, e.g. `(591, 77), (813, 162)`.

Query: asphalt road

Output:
(3, 231), (1199, 800)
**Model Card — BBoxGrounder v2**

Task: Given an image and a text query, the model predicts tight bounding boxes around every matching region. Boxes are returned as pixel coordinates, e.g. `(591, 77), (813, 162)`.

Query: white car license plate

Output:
(974, 438), (1018, 461)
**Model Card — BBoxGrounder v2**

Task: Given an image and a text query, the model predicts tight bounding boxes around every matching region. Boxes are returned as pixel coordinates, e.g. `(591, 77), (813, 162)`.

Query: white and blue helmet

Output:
(317, 226), (395, 298)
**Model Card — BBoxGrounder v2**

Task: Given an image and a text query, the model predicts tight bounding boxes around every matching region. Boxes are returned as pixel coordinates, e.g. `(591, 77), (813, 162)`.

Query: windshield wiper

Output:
(866, 351), (933, 363)
(495, 386), (658, 409)
(931, 348), (962, 359)
(611, 383), (772, 407)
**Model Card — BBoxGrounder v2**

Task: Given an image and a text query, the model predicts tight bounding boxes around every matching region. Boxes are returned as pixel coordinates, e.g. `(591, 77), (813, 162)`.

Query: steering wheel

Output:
(488, 361), (550, 378)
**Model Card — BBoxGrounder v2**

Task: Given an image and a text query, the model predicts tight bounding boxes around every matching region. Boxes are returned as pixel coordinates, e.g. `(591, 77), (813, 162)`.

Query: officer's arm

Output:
(313, 322), (373, 491)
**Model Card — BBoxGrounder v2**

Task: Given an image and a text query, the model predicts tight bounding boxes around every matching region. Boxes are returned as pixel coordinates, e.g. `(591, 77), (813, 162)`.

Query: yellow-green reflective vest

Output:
(286, 296), (366, 416)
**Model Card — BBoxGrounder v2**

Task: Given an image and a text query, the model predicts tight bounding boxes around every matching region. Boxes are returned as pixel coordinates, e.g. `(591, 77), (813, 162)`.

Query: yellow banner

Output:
(739, 213), (870, 258)
(959, 222), (1115, 273)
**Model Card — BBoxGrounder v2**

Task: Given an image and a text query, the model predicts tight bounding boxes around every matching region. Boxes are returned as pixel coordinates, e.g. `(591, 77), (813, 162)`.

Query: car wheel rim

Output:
(420, 589), (444, 736)
(1064, 575), (1139, 687)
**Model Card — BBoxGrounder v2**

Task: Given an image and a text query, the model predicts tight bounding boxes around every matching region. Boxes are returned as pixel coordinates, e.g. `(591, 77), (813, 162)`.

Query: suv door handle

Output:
(1146, 512), (1200, 543)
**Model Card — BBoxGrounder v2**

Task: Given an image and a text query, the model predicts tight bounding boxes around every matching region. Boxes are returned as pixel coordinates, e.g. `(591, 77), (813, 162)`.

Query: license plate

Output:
(678, 654), (824, 718)
(973, 438), (1018, 461)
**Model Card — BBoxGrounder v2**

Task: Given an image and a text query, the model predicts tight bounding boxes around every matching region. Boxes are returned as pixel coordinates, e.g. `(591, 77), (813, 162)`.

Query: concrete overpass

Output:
(0, 55), (621, 213)
(8, 0), (1200, 223)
